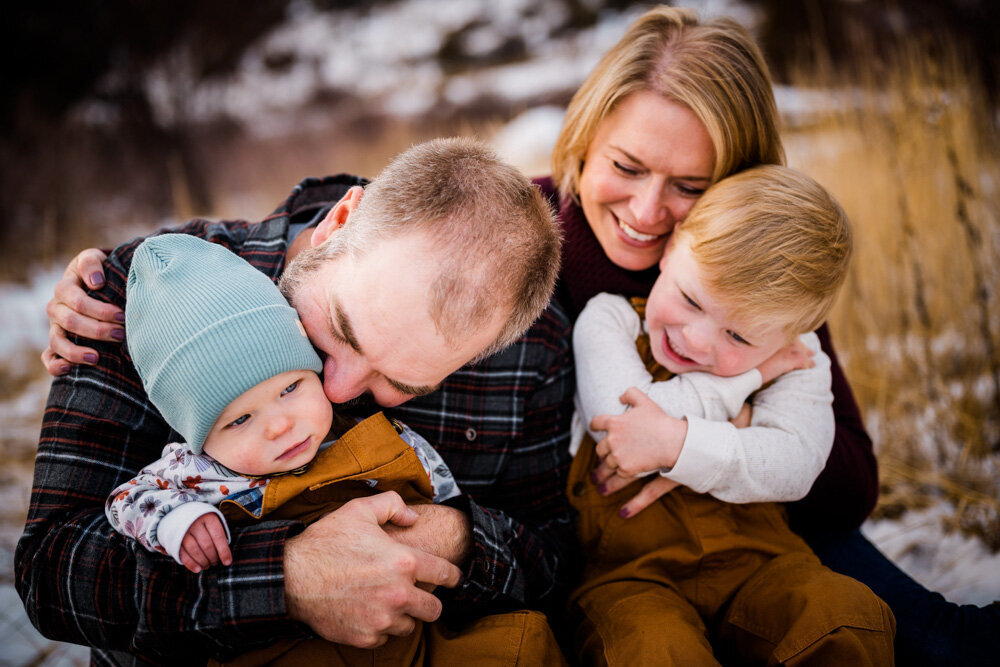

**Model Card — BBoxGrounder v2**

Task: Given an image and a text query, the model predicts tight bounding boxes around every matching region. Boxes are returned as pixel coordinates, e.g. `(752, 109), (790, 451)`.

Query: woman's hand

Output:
(41, 248), (125, 376)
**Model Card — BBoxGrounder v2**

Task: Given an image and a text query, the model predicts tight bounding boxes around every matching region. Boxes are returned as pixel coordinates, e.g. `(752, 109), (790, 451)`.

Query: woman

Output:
(40, 6), (997, 665)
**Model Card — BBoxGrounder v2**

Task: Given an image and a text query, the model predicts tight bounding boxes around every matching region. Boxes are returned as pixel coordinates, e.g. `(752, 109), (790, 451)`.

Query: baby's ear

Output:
(311, 186), (364, 247)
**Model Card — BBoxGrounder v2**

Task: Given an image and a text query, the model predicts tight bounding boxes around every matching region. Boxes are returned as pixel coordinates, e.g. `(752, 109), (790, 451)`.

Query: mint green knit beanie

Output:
(125, 234), (323, 453)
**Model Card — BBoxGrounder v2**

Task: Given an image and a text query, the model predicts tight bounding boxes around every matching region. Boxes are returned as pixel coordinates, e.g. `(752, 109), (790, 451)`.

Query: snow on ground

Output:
(864, 505), (1000, 607)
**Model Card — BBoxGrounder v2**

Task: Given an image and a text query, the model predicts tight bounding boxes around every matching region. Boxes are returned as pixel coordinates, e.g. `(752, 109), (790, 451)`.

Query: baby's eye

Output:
(682, 292), (700, 310)
(281, 381), (299, 396)
(229, 414), (250, 428)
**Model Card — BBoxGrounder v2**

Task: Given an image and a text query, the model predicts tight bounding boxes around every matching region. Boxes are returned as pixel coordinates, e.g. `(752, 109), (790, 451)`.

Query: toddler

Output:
(568, 165), (895, 665)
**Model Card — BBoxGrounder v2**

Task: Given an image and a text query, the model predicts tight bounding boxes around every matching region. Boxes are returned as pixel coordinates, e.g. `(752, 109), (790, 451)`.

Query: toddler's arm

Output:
(574, 294), (762, 440)
(105, 442), (252, 566)
(574, 294), (835, 504)
(670, 332), (834, 502)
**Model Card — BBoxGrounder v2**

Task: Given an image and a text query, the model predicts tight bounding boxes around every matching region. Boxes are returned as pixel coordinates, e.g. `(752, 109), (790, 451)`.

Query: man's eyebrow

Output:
(328, 301), (363, 354)
(329, 298), (439, 398)
(387, 377), (439, 397)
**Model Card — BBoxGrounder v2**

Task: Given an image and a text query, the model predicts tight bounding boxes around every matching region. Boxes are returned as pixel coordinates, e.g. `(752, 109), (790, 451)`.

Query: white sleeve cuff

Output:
(157, 503), (230, 565)
(661, 416), (735, 492)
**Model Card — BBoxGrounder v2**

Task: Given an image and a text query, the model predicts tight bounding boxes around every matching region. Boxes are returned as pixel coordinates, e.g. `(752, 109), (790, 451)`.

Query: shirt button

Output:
(465, 427), (477, 441)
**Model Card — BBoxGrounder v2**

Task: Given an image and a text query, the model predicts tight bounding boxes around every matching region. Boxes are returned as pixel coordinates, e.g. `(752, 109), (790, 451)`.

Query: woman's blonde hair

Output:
(552, 5), (784, 200)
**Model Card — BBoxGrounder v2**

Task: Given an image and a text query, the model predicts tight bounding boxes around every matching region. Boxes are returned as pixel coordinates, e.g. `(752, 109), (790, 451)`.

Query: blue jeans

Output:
(806, 528), (999, 666)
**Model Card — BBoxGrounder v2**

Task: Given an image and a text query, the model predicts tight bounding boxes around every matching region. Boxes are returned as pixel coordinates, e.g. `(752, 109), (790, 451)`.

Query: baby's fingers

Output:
(180, 541), (211, 573)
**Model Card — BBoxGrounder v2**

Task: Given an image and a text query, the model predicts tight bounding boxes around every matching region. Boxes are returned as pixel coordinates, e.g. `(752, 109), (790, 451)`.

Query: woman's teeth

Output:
(617, 218), (660, 242)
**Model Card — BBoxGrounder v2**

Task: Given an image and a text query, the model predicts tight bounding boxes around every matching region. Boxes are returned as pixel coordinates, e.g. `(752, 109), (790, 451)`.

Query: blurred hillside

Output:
(2, 0), (997, 281)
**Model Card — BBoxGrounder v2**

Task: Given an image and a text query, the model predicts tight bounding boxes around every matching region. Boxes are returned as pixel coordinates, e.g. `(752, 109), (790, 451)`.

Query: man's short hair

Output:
(676, 164), (852, 336)
(283, 137), (561, 358)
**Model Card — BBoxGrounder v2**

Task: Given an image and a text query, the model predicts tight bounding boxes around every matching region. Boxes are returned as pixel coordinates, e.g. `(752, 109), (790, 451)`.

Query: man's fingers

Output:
(620, 476), (679, 518)
(355, 491), (419, 528)
(400, 582), (446, 624)
(412, 549), (462, 591)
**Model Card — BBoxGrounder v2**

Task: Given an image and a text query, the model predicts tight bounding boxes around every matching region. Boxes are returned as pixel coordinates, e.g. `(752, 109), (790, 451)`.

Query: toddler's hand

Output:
(180, 513), (232, 573)
(590, 387), (684, 480)
(756, 338), (815, 385)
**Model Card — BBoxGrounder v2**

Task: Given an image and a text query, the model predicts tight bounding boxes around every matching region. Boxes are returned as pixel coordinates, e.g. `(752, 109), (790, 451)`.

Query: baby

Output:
(105, 234), (456, 573)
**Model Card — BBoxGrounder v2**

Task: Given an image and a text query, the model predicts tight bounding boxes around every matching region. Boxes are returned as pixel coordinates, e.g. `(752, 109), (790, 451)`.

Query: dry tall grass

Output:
(784, 34), (1000, 548)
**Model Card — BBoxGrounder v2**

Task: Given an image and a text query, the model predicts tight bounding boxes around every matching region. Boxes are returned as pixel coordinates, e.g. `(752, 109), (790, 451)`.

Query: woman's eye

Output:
(677, 183), (706, 197)
(281, 381), (299, 396)
(612, 160), (640, 176)
(229, 414), (250, 427)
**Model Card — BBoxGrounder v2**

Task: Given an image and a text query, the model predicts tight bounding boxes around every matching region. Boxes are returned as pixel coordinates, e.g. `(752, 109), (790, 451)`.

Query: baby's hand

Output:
(179, 513), (232, 573)
(590, 388), (683, 480)
(756, 338), (815, 385)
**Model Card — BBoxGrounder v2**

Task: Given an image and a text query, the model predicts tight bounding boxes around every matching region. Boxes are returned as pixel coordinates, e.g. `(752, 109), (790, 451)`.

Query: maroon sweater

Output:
(535, 176), (878, 535)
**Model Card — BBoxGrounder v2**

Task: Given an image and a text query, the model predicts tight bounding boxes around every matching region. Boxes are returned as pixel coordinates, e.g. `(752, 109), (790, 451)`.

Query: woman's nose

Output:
(630, 181), (669, 228)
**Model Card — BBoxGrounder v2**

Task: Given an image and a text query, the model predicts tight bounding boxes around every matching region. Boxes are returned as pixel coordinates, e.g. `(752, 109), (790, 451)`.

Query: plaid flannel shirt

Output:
(15, 175), (575, 664)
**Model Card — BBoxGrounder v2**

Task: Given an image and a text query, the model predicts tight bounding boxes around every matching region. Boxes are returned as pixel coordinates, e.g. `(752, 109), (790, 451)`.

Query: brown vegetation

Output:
(785, 31), (1000, 548)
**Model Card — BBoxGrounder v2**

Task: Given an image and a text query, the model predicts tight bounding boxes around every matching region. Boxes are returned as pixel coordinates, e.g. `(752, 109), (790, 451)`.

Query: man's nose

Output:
(322, 354), (370, 405)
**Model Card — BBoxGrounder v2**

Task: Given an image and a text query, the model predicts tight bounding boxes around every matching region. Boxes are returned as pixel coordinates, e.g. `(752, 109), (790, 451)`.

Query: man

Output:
(16, 138), (576, 663)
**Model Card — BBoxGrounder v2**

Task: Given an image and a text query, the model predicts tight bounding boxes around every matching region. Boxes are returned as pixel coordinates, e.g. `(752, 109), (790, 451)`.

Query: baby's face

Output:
(645, 236), (790, 377)
(202, 370), (333, 476)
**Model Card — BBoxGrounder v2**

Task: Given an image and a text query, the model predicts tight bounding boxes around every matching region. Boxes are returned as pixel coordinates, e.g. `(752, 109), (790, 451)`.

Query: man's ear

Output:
(311, 186), (364, 247)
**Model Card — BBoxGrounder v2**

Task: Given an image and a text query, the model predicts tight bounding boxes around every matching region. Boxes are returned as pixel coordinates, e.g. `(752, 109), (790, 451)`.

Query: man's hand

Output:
(382, 503), (472, 569)
(283, 491), (462, 649)
(179, 513), (232, 573)
(42, 247), (124, 375)
(590, 387), (686, 481)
